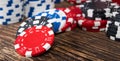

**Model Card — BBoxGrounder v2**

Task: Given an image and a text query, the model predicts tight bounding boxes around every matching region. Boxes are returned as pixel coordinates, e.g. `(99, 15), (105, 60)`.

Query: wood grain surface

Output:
(0, 1), (120, 61)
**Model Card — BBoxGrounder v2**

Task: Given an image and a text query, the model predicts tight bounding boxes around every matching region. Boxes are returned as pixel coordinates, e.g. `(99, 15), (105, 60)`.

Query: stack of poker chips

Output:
(106, 5), (120, 41)
(14, 6), (81, 57)
(77, 0), (117, 32)
(0, 0), (24, 25)
(24, 0), (55, 18)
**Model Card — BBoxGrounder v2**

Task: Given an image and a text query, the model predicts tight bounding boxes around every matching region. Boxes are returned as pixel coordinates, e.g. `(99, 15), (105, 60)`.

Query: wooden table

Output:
(0, 1), (120, 61)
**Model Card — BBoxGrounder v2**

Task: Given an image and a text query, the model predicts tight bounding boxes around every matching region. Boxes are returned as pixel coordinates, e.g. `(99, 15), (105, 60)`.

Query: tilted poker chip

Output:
(16, 16), (53, 37)
(33, 9), (67, 33)
(14, 25), (54, 57)
(56, 8), (74, 31)
(56, 6), (82, 31)
(79, 0), (113, 20)
(61, 17), (74, 31)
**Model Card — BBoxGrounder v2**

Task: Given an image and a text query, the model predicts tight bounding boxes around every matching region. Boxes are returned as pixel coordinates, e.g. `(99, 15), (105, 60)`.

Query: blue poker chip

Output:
(33, 9), (67, 33)
(0, 0), (24, 25)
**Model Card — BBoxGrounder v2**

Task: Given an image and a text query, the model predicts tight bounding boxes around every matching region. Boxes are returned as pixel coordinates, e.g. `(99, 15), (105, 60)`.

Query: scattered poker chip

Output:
(0, 0), (24, 25)
(24, 0), (55, 17)
(33, 9), (67, 33)
(14, 25), (54, 57)
(16, 16), (53, 37)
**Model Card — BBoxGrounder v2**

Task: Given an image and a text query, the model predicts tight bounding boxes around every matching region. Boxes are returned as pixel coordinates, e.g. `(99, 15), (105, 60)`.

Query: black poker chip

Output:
(16, 16), (53, 37)
(29, 16), (50, 26)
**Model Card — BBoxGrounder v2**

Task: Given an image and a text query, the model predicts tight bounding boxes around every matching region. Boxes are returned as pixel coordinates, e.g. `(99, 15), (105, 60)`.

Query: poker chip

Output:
(33, 9), (67, 33)
(0, 0), (24, 25)
(78, 17), (107, 27)
(79, 0), (114, 20)
(16, 16), (53, 37)
(14, 25), (54, 57)
(56, 7), (74, 31)
(77, 16), (107, 32)
(24, 0), (55, 17)
(56, 6), (82, 31)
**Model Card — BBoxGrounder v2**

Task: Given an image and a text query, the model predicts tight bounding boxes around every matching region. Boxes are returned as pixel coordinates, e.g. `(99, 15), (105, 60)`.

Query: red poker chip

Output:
(56, 8), (75, 32)
(78, 17), (107, 27)
(14, 25), (54, 57)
